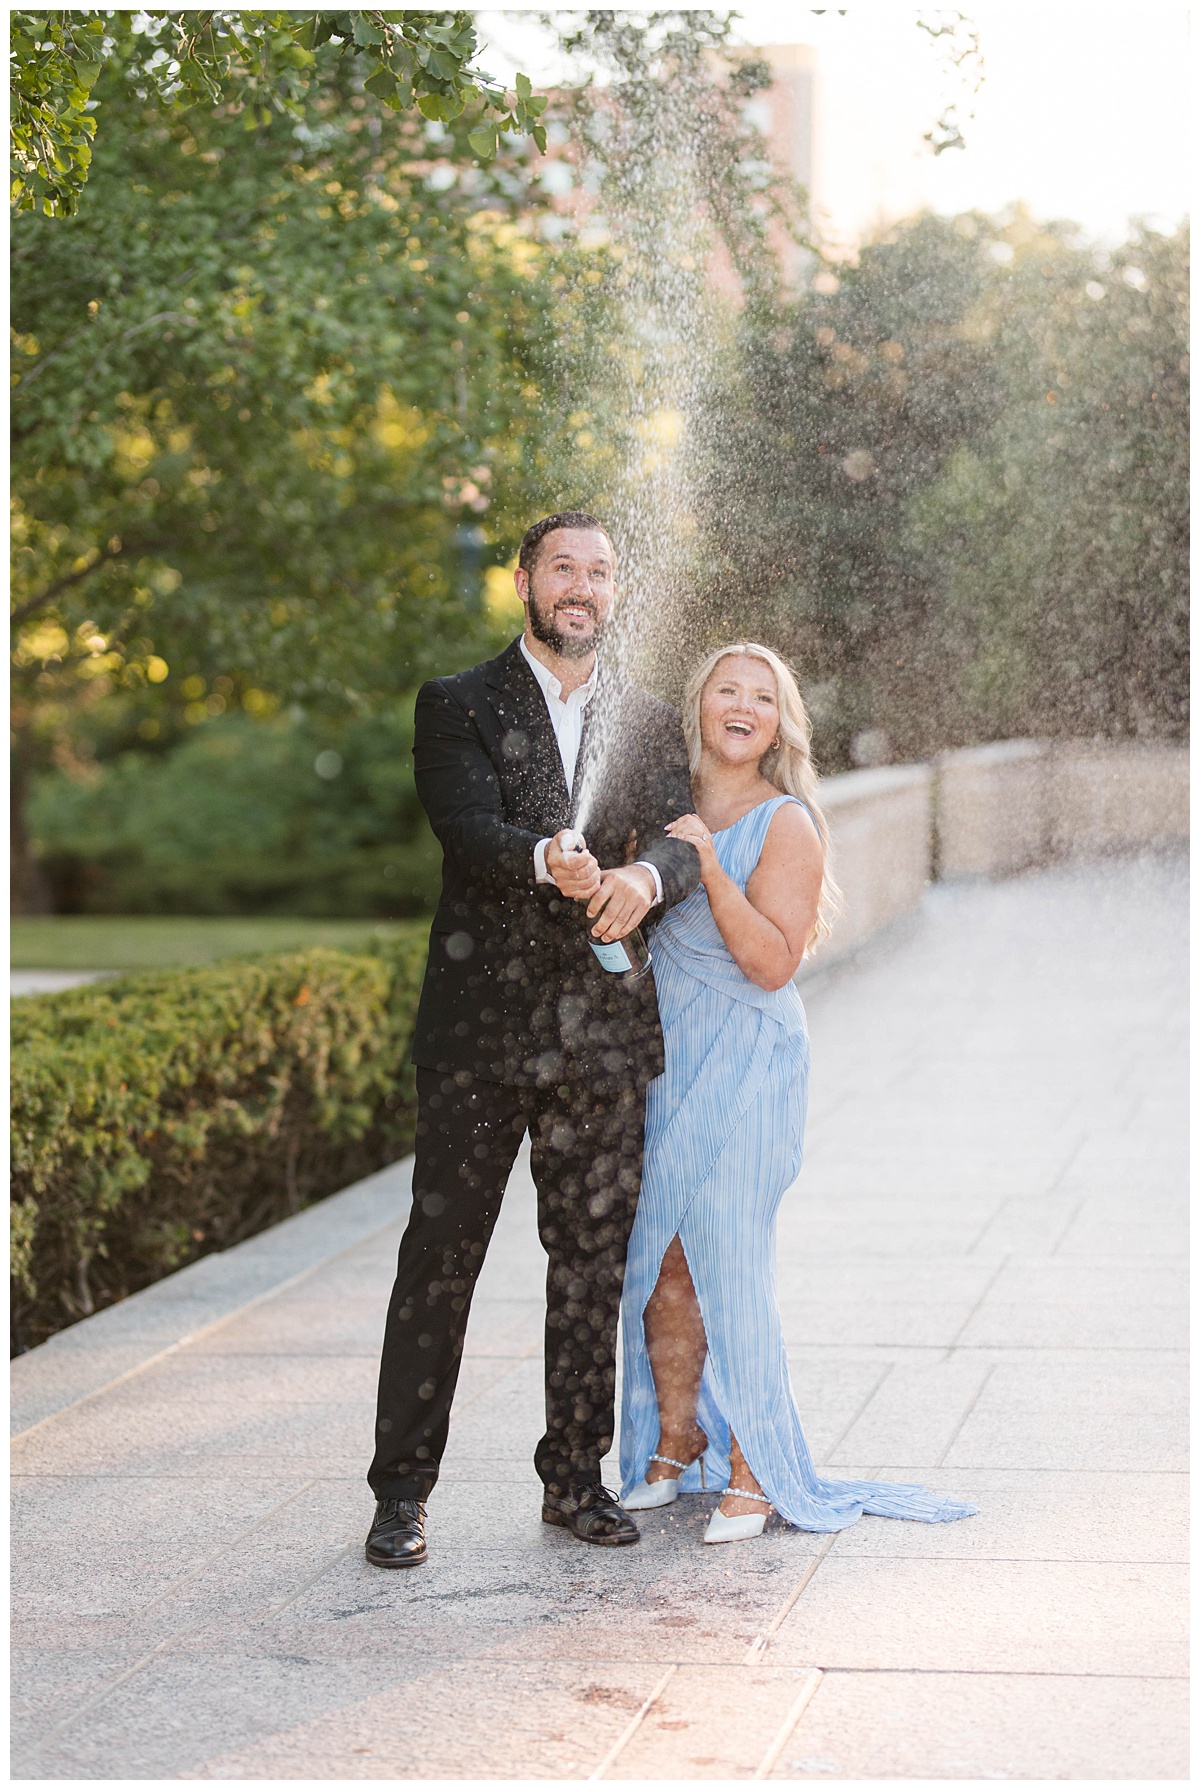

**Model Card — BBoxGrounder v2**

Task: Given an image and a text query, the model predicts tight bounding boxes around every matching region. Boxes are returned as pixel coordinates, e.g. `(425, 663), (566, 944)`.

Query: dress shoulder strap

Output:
(760, 791), (812, 826)
(733, 793), (792, 860)
(740, 792), (819, 867)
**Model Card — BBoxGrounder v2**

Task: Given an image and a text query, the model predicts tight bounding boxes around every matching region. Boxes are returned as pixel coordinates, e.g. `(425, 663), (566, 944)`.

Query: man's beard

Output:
(527, 590), (606, 659)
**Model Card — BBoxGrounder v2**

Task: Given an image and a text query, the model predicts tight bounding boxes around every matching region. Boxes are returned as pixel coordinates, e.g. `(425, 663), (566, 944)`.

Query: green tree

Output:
(27, 706), (442, 917)
(10, 9), (546, 216)
(910, 215), (1189, 743)
(11, 42), (555, 908)
(698, 212), (1001, 764)
(690, 208), (1187, 766)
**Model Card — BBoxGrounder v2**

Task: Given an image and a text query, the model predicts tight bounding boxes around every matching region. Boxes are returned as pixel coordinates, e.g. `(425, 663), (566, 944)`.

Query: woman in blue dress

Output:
(619, 643), (977, 1544)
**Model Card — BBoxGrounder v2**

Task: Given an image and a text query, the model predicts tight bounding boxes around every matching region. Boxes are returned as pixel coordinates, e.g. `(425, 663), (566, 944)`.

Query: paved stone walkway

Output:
(11, 855), (1187, 1780)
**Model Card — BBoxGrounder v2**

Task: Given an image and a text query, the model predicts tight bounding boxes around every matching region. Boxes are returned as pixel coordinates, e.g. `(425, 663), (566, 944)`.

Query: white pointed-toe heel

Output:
(623, 1447), (708, 1511)
(702, 1489), (770, 1544)
(622, 1475), (679, 1510)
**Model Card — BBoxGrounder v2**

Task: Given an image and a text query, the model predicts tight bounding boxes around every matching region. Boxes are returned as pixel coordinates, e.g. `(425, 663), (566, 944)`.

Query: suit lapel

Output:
(485, 639), (570, 821)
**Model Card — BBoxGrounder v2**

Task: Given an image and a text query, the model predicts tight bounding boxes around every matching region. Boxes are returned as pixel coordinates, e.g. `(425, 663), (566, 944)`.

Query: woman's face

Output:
(700, 655), (780, 767)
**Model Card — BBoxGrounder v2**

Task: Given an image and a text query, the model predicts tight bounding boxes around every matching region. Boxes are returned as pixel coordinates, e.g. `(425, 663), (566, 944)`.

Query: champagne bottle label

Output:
(591, 937), (635, 973)
(588, 926), (652, 978)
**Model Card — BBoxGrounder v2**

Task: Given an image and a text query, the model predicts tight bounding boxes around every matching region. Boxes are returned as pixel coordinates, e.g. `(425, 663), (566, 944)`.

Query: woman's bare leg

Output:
(642, 1236), (709, 1482)
(643, 1239), (773, 1515)
(721, 1433), (771, 1518)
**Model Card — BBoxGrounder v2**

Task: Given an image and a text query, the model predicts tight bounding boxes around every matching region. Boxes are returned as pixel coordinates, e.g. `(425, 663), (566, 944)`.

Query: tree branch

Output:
(9, 539), (145, 629)
(15, 311), (187, 399)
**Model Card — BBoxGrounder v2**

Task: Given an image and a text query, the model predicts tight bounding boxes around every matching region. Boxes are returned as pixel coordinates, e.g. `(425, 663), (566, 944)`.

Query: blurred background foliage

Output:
(702, 207), (1188, 767)
(11, 11), (1189, 919)
(28, 707), (441, 916)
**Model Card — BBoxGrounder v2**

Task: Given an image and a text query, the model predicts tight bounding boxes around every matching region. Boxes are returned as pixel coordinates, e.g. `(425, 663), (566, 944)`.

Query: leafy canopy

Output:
(10, 9), (547, 216)
(10, 38), (560, 909)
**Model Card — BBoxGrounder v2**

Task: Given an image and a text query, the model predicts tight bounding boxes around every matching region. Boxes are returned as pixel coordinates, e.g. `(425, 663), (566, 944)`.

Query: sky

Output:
(475, 3), (1191, 246)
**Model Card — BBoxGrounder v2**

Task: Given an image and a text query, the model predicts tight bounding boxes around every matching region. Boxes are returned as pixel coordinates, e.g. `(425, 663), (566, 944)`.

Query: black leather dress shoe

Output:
(542, 1479), (640, 1547)
(365, 1498), (427, 1568)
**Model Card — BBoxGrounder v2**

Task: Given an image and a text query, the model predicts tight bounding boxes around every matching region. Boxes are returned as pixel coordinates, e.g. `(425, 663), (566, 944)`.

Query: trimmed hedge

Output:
(10, 928), (429, 1354)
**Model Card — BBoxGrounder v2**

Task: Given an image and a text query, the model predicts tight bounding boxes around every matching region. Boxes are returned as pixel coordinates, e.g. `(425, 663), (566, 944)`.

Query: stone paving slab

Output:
(826, 1468), (1188, 1564)
(764, 1556), (1188, 1676)
(10, 854), (1187, 1779)
(768, 1670), (1189, 1780)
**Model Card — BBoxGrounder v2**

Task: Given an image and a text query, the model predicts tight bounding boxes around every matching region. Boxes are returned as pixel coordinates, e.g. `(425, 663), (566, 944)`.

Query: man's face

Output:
(517, 528), (615, 660)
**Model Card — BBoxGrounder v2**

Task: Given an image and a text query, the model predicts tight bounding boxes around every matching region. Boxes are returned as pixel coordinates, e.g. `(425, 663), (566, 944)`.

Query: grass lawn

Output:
(10, 915), (423, 971)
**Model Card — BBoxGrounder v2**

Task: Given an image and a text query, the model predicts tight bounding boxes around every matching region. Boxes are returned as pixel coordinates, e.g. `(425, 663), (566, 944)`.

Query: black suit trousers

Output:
(368, 1067), (646, 1502)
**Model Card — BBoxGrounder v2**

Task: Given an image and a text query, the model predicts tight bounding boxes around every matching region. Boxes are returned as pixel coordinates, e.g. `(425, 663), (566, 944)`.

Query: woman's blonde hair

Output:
(682, 641), (841, 949)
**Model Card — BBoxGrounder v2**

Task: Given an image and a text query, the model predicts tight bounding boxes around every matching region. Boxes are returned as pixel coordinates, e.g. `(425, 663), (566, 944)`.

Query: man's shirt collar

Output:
(520, 635), (597, 706)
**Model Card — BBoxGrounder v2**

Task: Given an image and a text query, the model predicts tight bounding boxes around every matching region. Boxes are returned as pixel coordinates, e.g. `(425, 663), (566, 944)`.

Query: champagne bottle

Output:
(560, 830), (652, 979)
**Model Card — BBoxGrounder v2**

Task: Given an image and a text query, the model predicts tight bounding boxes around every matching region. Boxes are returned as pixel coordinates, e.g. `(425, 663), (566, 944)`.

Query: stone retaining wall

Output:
(808, 764), (933, 966)
(938, 739), (1190, 879)
(807, 738), (1188, 970)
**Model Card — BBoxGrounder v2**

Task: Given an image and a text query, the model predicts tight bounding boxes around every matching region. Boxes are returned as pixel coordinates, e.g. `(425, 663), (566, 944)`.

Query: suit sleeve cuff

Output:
(534, 837), (554, 885)
(635, 860), (664, 905)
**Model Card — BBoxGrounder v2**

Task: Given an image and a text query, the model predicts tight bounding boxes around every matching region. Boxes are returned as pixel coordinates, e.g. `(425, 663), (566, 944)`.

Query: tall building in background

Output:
(747, 44), (818, 191)
(749, 39), (933, 258)
(744, 44), (818, 287)
(532, 41), (825, 293)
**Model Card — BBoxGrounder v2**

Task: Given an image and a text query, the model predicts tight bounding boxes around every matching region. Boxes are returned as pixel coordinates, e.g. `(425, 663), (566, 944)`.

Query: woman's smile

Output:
(701, 658), (780, 760)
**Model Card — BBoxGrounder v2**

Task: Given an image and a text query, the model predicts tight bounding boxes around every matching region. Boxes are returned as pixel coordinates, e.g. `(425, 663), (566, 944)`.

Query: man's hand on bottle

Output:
(547, 831), (602, 901)
(586, 865), (657, 943)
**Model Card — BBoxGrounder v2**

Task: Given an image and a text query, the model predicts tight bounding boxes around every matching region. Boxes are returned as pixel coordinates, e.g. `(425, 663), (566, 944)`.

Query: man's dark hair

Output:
(518, 511), (613, 577)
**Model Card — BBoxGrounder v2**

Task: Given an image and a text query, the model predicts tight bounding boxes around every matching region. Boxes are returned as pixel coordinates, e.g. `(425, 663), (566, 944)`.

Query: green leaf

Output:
(467, 123), (498, 160)
(363, 65), (397, 101)
(515, 72), (532, 101)
(531, 123), (547, 154)
(416, 89), (463, 123)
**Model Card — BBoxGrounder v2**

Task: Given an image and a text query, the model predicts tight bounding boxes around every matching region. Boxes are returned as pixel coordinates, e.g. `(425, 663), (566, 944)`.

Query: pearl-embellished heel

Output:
(703, 1509), (767, 1544)
(702, 1487), (771, 1545)
(622, 1475), (680, 1510)
(622, 1442), (708, 1510)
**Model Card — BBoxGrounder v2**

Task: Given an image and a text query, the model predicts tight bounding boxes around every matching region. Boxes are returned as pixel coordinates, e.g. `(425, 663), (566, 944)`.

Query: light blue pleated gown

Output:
(619, 795), (977, 1530)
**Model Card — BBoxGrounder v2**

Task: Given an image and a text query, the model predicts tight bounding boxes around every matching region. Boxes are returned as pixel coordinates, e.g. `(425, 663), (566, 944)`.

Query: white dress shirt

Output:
(520, 637), (664, 903)
(520, 635), (594, 794)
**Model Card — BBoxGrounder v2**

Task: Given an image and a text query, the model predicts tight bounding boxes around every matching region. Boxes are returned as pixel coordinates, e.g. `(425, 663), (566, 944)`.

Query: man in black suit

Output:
(366, 512), (699, 1566)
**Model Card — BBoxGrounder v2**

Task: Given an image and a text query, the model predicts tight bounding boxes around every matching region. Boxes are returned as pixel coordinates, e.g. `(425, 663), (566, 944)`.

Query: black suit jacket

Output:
(410, 637), (700, 1091)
